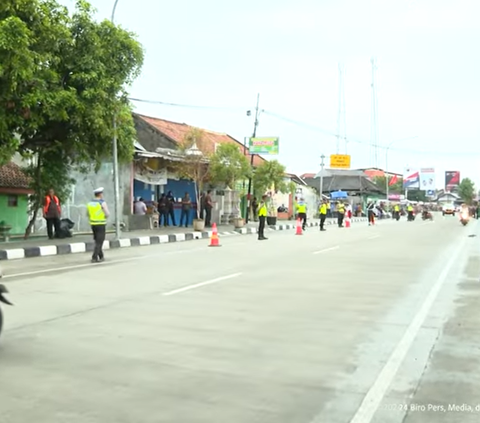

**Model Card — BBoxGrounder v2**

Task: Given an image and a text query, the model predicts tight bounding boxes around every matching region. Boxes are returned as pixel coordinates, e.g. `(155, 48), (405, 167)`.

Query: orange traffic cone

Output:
(295, 218), (303, 235)
(345, 217), (351, 228)
(208, 223), (221, 247)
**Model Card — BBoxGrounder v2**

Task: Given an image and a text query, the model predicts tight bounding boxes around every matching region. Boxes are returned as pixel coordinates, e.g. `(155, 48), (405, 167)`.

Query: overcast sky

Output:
(63, 0), (480, 189)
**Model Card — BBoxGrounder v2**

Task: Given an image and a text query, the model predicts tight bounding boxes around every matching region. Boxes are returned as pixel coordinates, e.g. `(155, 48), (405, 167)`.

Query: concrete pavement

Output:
(1, 215), (479, 422)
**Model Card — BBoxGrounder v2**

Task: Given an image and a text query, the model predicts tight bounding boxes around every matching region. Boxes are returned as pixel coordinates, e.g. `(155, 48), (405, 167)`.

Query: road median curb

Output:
(0, 217), (370, 261)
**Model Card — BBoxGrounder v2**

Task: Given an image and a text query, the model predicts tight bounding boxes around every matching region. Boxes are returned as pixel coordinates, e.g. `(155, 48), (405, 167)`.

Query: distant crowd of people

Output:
(133, 190), (215, 228)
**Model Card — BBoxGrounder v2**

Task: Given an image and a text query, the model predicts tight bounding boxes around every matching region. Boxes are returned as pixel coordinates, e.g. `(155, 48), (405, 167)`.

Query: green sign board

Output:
(249, 137), (279, 155)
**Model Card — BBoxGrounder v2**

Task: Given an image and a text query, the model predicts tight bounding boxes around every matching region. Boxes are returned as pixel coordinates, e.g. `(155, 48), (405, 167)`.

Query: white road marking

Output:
(313, 246), (340, 255)
(348, 236), (467, 423)
(162, 273), (242, 296)
(1, 247), (207, 279)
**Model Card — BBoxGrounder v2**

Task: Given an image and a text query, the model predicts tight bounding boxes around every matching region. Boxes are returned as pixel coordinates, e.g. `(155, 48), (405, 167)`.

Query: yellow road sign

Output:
(330, 154), (351, 169)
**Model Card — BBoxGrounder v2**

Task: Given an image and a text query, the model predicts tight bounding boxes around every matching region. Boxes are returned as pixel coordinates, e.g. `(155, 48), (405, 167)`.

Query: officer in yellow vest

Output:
(87, 187), (110, 262)
(407, 203), (414, 221)
(257, 195), (268, 241)
(319, 199), (328, 231)
(336, 201), (345, 227)
(393, 203), (400, 220)
(296, 197), (307, 230)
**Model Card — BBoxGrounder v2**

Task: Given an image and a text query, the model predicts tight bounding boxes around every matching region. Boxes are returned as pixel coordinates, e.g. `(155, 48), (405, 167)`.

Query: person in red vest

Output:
(43, 188), (61, 239)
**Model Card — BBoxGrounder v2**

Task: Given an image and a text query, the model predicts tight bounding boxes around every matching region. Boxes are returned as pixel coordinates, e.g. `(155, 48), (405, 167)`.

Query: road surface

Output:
(1, 215), (479, 423)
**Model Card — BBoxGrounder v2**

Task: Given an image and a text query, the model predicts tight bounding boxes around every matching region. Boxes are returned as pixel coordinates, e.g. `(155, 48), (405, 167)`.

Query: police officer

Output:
(337, 201), (345, 227)
(319, 199), (327, 231)
(296, 197), (307, 230)
(87, 187), (110, 263)
(257, 195), (268, 241)
(407, 203), (414, 221)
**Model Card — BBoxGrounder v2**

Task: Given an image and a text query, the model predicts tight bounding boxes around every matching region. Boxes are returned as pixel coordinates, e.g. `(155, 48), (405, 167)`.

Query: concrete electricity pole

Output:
(245, 93), (260, 224)
(319, 154), (326, 200)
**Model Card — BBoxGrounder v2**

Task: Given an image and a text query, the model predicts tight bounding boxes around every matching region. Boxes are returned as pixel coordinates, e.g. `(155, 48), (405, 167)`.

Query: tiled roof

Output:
(0, 162), (31, 189)
(136, 114), (266, 167)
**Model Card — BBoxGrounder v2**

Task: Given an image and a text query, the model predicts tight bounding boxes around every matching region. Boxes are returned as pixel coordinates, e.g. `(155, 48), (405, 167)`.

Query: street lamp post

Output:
(319, 154), (326, 200)
(111, 0), (121, 240)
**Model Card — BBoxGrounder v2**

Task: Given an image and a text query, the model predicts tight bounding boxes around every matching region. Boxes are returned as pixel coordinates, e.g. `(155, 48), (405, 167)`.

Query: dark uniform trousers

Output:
(92, 225), (106, 260)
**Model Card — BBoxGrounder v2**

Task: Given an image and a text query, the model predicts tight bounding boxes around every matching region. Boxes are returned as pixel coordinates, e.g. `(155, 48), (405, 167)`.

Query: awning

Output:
(331, 190), (348, 199)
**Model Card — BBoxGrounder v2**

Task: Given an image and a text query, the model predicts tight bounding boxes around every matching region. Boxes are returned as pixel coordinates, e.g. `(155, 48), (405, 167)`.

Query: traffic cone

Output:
(208, 223), (221, 247)
(345, 217), (351, 228)
(295, 218), (303, 235)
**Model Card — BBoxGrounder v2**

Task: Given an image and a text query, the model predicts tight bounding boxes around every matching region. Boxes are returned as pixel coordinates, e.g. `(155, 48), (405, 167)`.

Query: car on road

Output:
(442, 203), (456, 216)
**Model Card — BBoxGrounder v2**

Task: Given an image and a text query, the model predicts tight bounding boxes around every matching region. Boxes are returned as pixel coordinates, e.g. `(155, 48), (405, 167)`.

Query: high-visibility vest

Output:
(407, 205), (413, 211)
(296, 203), (307, 213)
(44, 195), (60, 214)
(338, 204), (345, 214)
(319, 204), (327, 215)
(394, 205), (400, 212)
(87, 200), (107, 225)
(258, 203), (267, 217)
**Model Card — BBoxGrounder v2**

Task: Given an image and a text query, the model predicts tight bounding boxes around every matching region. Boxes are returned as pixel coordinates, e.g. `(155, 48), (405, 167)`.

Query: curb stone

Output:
(0, 218), (372, 261)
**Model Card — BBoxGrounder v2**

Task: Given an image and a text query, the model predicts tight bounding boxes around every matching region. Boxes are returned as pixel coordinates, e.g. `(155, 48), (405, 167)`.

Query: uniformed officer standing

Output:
(87, 187), (110, 263)
(296, 197), (308, 230)
(319, 199), (327, 231)
(257, 195), (268, 241)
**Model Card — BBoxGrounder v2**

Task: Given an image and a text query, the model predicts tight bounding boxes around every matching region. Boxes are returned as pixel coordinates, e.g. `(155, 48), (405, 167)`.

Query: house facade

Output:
(0, 162), (33, 235)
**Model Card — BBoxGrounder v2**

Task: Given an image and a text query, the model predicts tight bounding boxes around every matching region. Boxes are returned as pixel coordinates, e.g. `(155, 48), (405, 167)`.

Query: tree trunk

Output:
(24, 152), (43, 239)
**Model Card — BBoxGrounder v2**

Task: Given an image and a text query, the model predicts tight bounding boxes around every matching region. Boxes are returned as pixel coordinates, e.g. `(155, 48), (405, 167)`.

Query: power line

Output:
(128, 96), (480, 157)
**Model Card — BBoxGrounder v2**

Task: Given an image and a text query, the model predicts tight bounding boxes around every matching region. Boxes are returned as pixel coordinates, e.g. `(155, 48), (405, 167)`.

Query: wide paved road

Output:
(1, 215), (480, 423)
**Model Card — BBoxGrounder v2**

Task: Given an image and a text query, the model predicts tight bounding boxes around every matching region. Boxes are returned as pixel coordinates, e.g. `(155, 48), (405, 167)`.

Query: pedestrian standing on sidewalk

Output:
(257, 195), (268, 240)
(43, 188), (61, 239)
(180, 192), (191, 228)
(166, 191), (177, 226)
(204, 190), (213, 227)
(319, 199), (327, 231)
(87, 187), (109, 263)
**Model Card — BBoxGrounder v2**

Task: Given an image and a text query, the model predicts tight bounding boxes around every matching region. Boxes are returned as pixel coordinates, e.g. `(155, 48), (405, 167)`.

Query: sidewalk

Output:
(0, 218), (368, 261)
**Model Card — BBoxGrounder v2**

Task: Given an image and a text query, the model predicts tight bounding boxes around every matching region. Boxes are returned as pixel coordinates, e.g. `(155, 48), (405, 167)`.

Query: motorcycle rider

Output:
(407, 203), (414, 221)
(393, 203), (400, 220)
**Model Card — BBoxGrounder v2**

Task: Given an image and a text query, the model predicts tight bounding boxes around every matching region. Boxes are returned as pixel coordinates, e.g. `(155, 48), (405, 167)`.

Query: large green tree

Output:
(253, 159), (287, 195)
(209, 143), (251, 188)
(0, 0), (144, 235)
(458, 178), (476, 204)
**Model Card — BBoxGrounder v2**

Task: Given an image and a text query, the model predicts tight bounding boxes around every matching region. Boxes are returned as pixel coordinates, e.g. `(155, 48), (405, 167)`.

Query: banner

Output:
(134, 161), (167, 185)
(445, 171), (460, 191)
(249, 137), (279, 155)
(403, 168), (420, 189)
(419, 168), (435, 191)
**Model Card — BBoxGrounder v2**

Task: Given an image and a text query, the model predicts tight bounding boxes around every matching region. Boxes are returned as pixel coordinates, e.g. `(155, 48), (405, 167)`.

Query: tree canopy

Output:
(253, 160), (287, 195)
(0, 0), (144, 236)
(209, 143), (251, 188)
(0, 0), (143, 165)
(372, 176), (403, 193)
(458, 178), (476, 204)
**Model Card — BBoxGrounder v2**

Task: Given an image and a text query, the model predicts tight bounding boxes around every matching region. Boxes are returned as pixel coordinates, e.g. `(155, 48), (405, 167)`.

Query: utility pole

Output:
(319, 154), (326, 201)
(245, 93), (260, 224)
(111, 0), (121, 240)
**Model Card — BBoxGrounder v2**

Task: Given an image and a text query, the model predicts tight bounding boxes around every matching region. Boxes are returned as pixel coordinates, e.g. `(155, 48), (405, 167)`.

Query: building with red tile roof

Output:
(0, 162), (33, 194)
(134, 113), (266, 167)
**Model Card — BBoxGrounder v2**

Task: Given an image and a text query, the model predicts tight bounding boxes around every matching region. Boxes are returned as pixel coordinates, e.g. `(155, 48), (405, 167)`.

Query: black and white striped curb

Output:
(270, 217), (368, 230)
(0, 218), (370, 261)
(0, 229), (249, 261)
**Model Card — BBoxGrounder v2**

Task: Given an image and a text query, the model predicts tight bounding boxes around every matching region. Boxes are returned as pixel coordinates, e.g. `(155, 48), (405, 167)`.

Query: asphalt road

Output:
(1, 214), (479, 423)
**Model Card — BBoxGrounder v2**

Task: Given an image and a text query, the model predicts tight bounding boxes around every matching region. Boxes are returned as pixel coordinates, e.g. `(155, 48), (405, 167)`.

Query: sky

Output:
(61, 0), (480, 189)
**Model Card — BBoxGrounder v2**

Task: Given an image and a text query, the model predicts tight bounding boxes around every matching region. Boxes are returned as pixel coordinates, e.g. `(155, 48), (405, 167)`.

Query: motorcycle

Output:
(460, 210), (470, 226)
(422, 210), (433, 221)
(0, 284), (12, 340)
